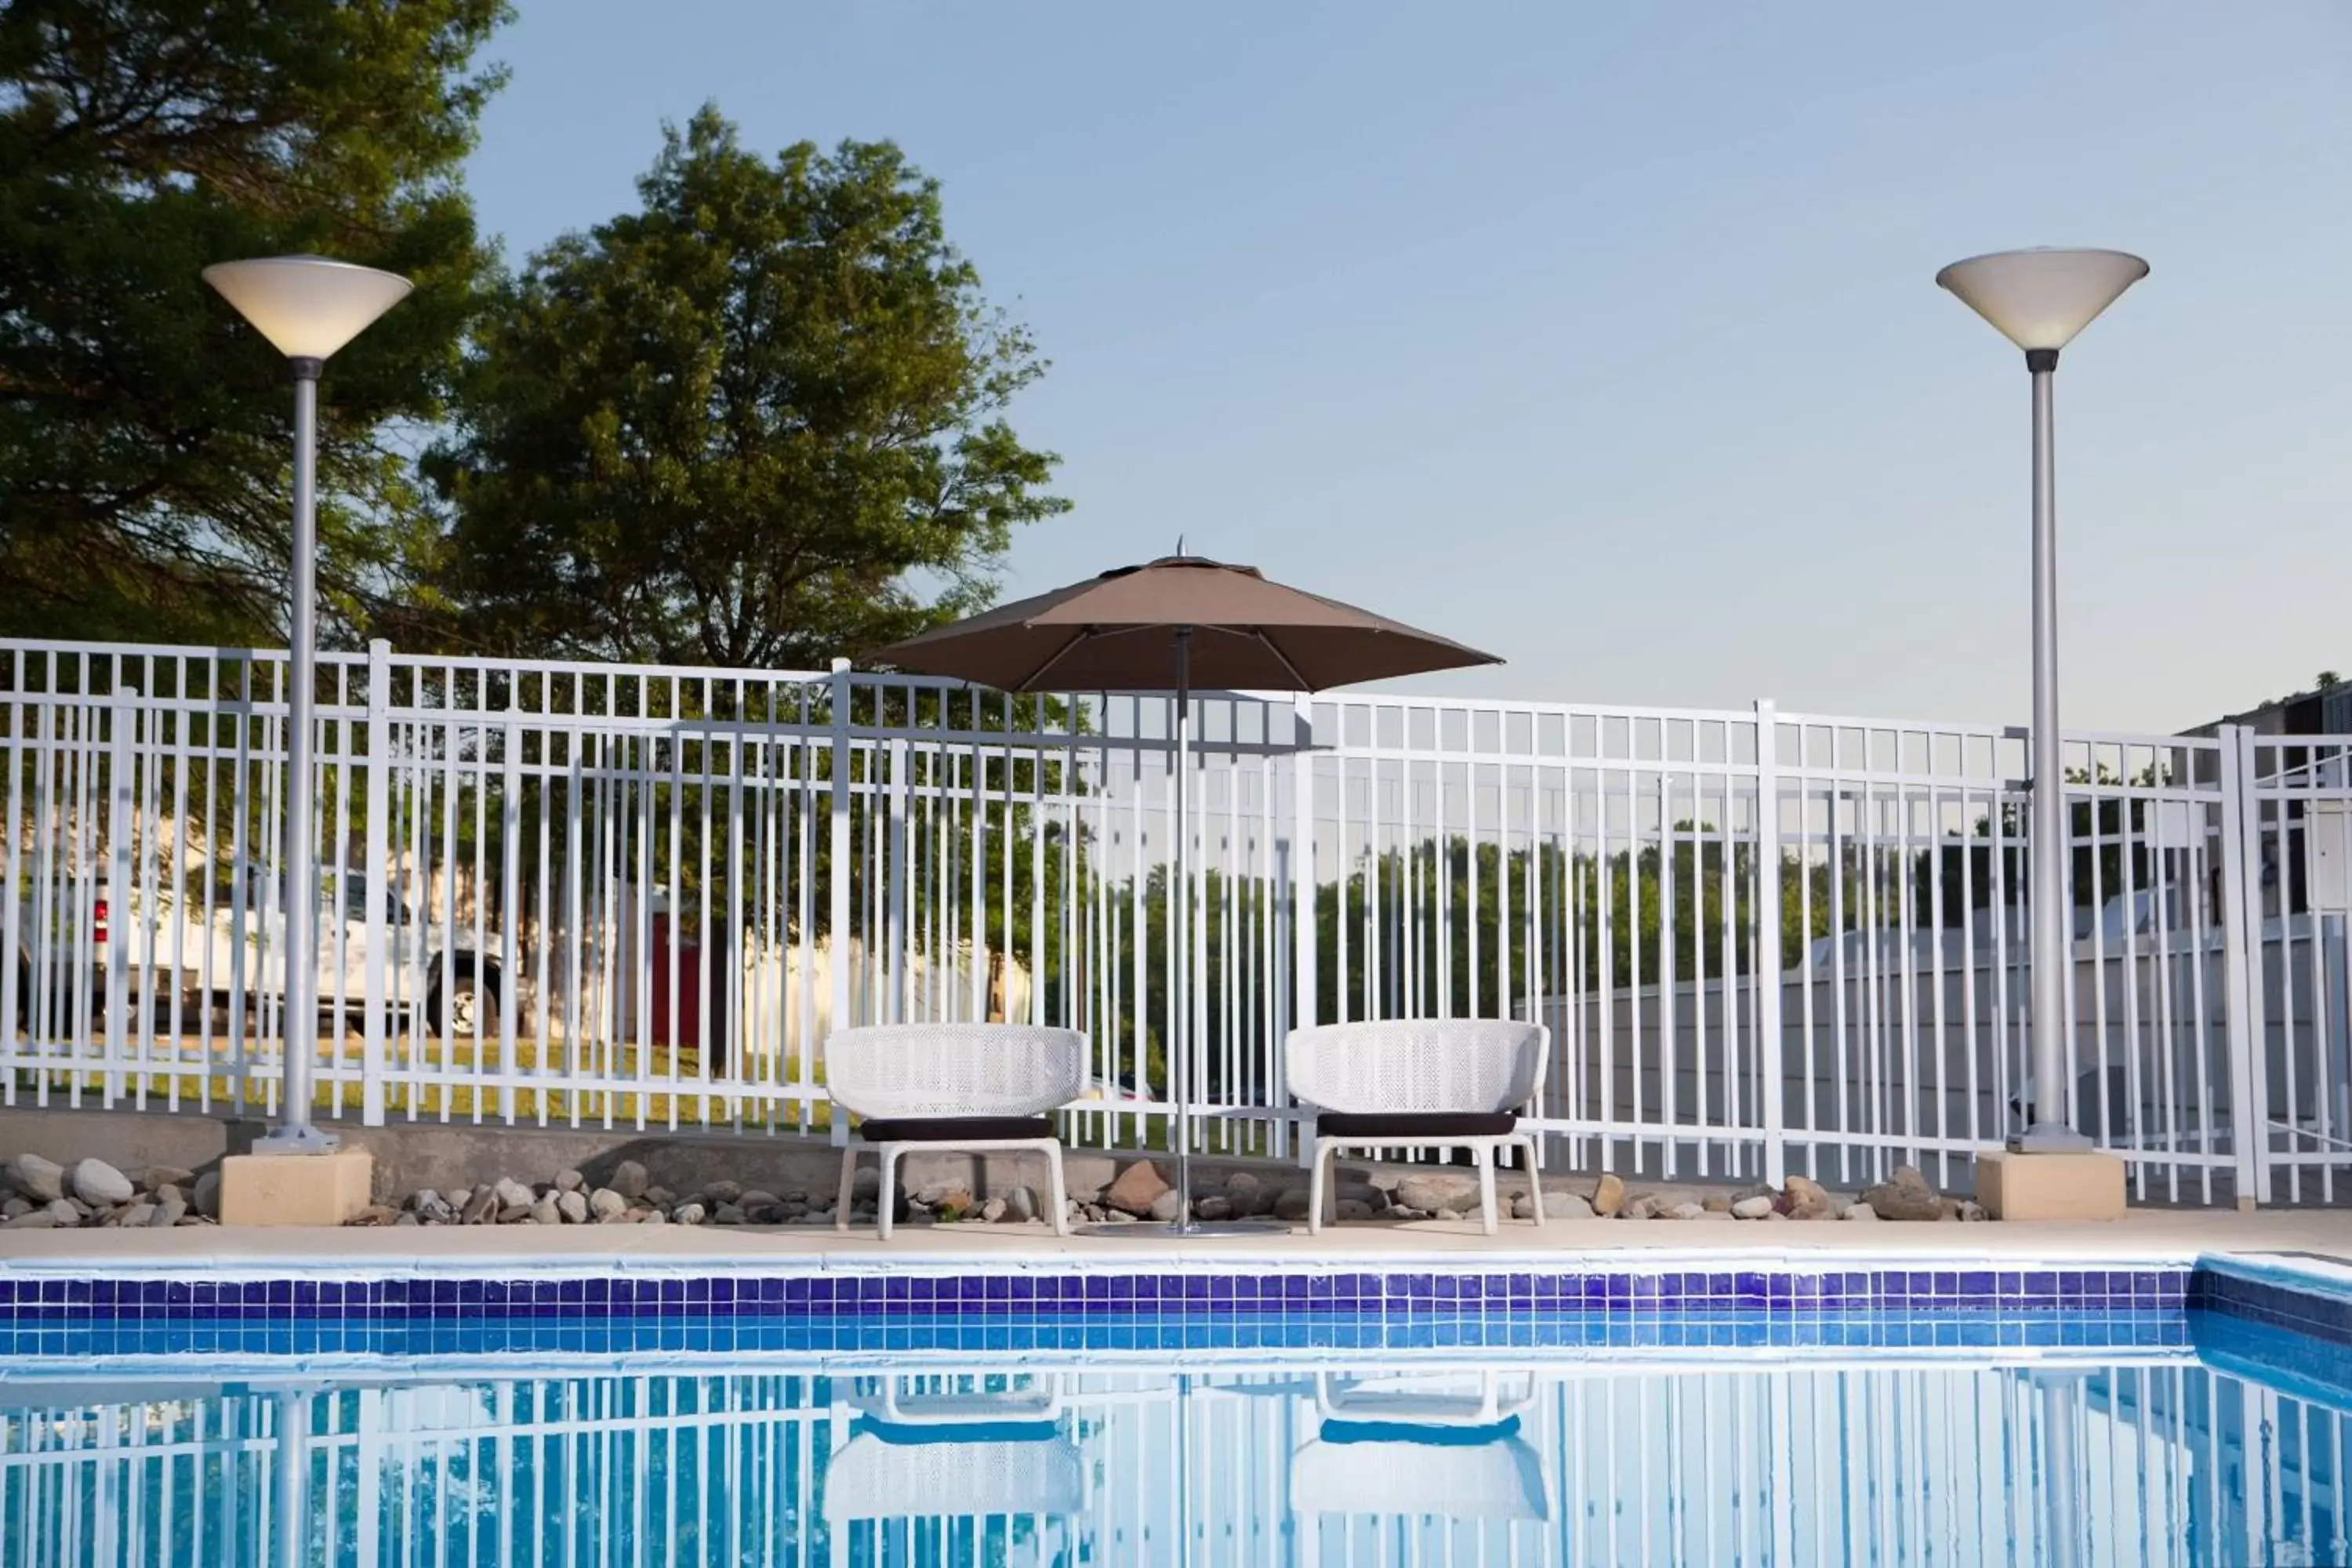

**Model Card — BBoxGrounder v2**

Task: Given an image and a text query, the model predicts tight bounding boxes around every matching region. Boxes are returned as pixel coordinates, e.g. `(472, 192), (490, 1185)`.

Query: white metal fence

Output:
(4, 637), (2350, 1204)
(0, 1352), (2342, 1566)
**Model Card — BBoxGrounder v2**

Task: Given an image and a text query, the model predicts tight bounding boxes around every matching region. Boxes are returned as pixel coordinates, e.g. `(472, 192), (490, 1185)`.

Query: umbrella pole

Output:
(1173, 626), (1194, 1229)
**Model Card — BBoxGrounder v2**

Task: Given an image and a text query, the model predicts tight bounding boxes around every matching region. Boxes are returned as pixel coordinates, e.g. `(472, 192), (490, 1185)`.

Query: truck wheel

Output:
(429, 972), (496, 1039)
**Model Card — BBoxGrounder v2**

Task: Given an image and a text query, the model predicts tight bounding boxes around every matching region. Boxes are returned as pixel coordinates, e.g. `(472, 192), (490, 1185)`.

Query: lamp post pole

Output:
(2024, 347), (2088, 1152)
(203, 256), (412, 1156)
(275, 356), (328, 1152)
(1935, 246), (2146, 1152)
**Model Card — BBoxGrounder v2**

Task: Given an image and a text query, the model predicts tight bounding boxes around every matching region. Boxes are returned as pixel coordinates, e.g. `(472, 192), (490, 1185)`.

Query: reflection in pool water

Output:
(0, 1333), (2345, 1566)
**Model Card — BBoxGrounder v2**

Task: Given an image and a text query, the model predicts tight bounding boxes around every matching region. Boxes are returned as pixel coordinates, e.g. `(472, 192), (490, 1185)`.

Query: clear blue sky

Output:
(462, 3), (2352, 733)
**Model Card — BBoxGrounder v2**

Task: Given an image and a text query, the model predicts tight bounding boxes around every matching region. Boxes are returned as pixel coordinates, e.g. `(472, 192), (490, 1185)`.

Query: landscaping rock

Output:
(1395, 1172), (1481, 1214)
(8, 1154), (63, 1203)
(1732, 1195), (1776, 1219)
(1859, 1165), (1944, 1222)
(349, 1204), (399, 1227)
(1, 1211), (55, 1229)
(1148, 1190), (1185, 1223)
(1844, 1202), (1878, 1221)
(554, 1190), (588, 1225)
(703, 1180), (744, 1206)
(493, 1178), (535, 1210)
(44, 1199), (78, 1227)
(673, 1202), (706, 1226)
(461, 1189), (499, 1225)
(70, 1159), (133, 1207)
(980, 1197), (1007, 1224)
(193, 1169), (221, 1219)
(1435, 1207), (1465, 1222)
(529, 1192), (560, 1225)
(1702, 1194), (1733, 1213)
(554, 1169), (586, 1194)
(644, 1184), (677, 1208)
(114, 1202), (156, 1229)
(1551, 1191), (1596, 1221)
(1272, 1186), (1312, 1222)
(1336, 1198), (1375, 1221)
(151, 1192), (187, 1227)
(639, 1207), (667, 1225)
(1668, 1201), (1708, 1221)
(1004, 1186), (1038, 1224)
(1103, 1161), (1171, 1217)
(497, 1203), (532, 1224)
(589, 1188), (627, 1222)
(1778, 1175), (1838, 1221)
(1192, 1194), (1234, 1221)
(1624, 1193), (1668, 1219)
(1592, 1173), (1626, 1218)
(1, 1198), (24, 1218)
(143, 1166), (195, 1192)
(1957, 1200), (1988, 1222)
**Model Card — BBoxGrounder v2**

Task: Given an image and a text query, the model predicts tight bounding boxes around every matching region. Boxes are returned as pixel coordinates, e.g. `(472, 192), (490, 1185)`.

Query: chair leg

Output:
(876, 1145), (900, 1243)
(1521, 1138), (1546, 1226)
(1478, 1145), (1499, 1236)
(834, 1145), (858, 1234)
(1044, 1142), (1071, 1238)
(1308, 1140), (1331, 1235)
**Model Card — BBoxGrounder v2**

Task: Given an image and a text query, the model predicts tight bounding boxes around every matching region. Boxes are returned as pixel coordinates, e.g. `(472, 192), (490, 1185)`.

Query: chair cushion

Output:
(859, 1116), (1058, 1144)
(1316, 1111), (1517, 1139)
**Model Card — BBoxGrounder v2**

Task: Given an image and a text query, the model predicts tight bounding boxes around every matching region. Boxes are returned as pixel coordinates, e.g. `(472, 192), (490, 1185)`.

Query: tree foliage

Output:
(423, 106), (1069, 670)
(0, 0), (509, 645)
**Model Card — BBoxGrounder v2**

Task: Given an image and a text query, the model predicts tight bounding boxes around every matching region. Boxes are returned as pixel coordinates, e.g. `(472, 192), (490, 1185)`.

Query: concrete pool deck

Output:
(1, 1206), (2347, 1275)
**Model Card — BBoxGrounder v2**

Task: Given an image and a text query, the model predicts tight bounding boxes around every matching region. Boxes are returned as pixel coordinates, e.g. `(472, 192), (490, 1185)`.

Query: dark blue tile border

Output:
(2188, 1259), (2352, 1349)
(0, 1264), (2192, 1329)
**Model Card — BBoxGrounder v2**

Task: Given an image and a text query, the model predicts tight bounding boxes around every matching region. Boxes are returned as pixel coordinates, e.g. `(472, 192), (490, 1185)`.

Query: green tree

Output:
(423, 106), (1069, 669)
(0, 0), (510, 645)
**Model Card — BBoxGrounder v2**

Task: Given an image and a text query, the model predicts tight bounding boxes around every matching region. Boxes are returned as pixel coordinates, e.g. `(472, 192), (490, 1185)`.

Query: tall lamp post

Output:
(1936, 248), (2147, 1153)
(204, 256), (412, 1155)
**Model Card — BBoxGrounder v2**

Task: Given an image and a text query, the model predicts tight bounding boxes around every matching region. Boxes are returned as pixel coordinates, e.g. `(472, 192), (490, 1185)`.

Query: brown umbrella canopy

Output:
(869, 555), (1500, 691)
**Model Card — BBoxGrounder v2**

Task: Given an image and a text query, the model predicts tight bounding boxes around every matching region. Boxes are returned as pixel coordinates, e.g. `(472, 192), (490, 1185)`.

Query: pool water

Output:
(0, 1306), (2344, 1566)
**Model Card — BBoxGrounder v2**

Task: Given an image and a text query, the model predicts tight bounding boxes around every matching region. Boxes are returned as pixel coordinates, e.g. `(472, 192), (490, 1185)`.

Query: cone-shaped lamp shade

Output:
(1935, 248), (2148, 353)
(202, 256), (413, 359)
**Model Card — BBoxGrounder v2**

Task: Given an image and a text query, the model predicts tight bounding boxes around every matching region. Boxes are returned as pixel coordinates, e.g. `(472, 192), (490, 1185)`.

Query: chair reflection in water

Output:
(1291, 1369), (1550, 1526)
(822, 1370), (1083, 1563)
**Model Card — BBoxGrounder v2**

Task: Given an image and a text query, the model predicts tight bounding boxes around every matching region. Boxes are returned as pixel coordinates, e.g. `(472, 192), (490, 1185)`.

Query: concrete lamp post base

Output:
(220, 1148), (374, 1226)
(1973, 1147), (2127, 1221)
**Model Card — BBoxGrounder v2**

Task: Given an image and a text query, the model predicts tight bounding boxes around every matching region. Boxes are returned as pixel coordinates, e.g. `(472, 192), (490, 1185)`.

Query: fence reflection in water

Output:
(0, 1351), (2343, 1566)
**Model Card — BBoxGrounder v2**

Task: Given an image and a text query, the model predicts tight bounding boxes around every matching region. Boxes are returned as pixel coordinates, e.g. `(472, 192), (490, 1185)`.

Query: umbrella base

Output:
(1081, 1218), (1290, 1240)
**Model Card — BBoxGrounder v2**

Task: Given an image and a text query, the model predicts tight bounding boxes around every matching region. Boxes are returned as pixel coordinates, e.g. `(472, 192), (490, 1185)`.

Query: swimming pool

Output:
(0, 1256), (2343, 1565)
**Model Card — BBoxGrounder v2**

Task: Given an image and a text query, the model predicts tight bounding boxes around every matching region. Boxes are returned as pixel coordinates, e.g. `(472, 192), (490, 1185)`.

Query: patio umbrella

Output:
(872, 554), (1501, 1236)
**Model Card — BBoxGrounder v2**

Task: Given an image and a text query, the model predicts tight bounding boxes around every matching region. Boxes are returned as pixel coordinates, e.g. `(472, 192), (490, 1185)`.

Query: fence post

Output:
(361, 641), (391, 1127)
(1755, 700), (1785, 1186)
(2218, 724), (2267, 1207)
(1287, 694), (1317, 1163)
(828, 658), (853, 1146)
(104, 683), (135, 1102)
(499, 687), (522, 1123)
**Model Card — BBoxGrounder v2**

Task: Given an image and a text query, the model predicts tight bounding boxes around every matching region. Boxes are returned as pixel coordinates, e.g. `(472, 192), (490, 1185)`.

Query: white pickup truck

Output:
(10, 869), (512, 1039)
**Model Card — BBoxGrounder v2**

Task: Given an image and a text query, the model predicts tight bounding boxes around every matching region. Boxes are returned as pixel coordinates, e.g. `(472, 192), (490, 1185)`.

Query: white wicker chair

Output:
(1286, 1018), (1549, 1236)
(826, 1022), (1086, 1240)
